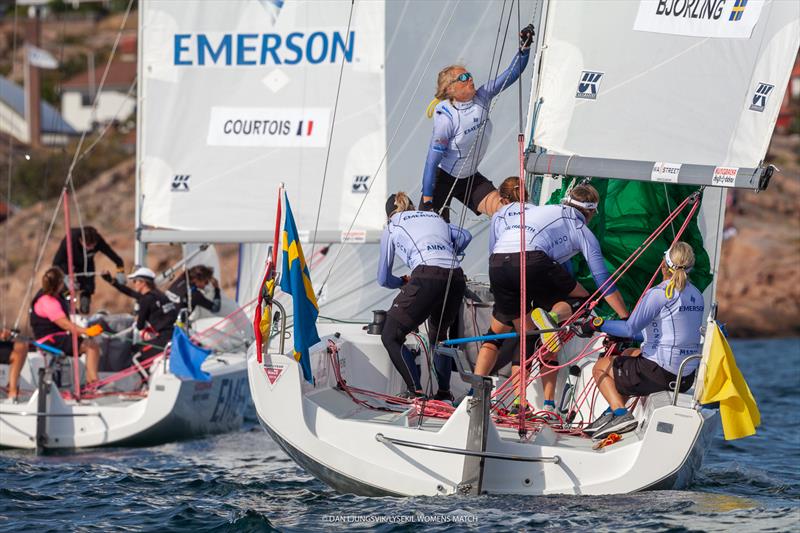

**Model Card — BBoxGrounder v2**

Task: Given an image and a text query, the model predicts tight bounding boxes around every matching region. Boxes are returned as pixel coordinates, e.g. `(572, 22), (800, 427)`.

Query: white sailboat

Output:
(244, 0), (797, 495)
(0, 2), (263, 452)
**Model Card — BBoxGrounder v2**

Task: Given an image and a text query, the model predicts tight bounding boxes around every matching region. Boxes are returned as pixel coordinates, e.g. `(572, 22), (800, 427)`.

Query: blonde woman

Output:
(579, 241), (705, 440)
(378, 192), (472, 401)
(421, 24), (534, 221)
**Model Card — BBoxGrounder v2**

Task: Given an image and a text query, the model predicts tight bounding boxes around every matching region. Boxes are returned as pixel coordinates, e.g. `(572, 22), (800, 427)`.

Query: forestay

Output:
(526, 0), (799, 188)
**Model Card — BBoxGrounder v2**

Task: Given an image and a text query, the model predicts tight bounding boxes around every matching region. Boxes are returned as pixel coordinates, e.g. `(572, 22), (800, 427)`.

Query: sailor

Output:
(422, 24), (534, 221)
(576, 241), (704, 440)
(378, 192), (472, 400)
(165, 265), (222, 315)
(103, 267), (179, 354)
(52, 226), (125, 314)
(30, 267), (102, 383)
(472, 179), (629, 413)
(0, 328), (28, 402)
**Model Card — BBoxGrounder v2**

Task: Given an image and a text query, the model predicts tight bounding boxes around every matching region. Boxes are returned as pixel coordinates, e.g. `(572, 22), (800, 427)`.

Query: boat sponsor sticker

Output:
(633, 0), (765, 39)
(341, 230), (367, 244)
(207, 107), (330, 147)
(651, 162), (682, 183)
(263, 363), (286, 387)
(576, 71), (603, 100)
(748, 82), (774, 112)
(352, 175), (370, 193)
(712, 166), (738, 187)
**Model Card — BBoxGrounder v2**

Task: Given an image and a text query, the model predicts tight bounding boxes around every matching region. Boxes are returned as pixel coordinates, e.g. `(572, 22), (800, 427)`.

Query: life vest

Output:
(29, 289), (71, 341)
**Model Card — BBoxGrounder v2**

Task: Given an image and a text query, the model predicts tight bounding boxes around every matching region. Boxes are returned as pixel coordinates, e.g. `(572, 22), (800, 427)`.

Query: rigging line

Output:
(431, 1), (517, 352)
(309, 0), (355, 261)
(14, 5), (73, 329)
(75, 77), (137, 164)
(315, 0), (463, 297)
(2, 3), (20, 328)
(663, 182), (676, 239)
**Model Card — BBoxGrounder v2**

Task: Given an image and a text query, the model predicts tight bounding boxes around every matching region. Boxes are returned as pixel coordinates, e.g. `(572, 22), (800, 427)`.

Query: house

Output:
(60, 33), (137, 132)
(0, 75), (77, 145)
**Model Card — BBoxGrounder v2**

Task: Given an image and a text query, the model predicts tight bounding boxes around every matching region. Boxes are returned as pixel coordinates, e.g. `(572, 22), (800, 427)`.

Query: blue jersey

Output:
(602, 281), (705, 375)
(422, 50), (530, 197)
(378, 211), (472, 289)
(490, 203), (616, 294)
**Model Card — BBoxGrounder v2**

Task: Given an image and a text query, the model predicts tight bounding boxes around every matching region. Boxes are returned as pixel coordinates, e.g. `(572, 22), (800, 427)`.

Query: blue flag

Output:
(169, 326), (212, 382)
(280, 193), (320, 383)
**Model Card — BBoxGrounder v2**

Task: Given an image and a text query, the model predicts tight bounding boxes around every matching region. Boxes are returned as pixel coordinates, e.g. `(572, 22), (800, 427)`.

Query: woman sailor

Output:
(378, 192), (472, 401)
(577, 241), (704, 440)
(472, 180), (629, 413)
(421, 24), (534, 221)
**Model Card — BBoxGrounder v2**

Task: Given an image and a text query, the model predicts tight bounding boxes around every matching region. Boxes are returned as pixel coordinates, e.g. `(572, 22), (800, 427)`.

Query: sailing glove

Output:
(572, 316), (604, 338)
(519, 24), (535, 51)
(420, 200), (435, 212)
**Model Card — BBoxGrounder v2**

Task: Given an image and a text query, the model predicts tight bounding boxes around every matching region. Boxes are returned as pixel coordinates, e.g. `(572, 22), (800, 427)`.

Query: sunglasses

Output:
(451, 72), (473, 84)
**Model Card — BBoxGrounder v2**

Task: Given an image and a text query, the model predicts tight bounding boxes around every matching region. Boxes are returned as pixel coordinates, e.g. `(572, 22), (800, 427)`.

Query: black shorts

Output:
(0, 341), (13, 364)
(387, 265), (466, 339)
(489, 251), (577, 325)
(432, 168), (496, 221)
(41, 334), (76, 357)
(613, 355), (695, 397)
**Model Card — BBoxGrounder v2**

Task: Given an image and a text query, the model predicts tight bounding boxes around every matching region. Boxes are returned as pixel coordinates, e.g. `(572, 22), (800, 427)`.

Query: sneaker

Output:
(531, 307), (561, 353)
(540, 403), (559, 422)
(592, 412), (638, 441)
(583, 411), (614, 436)
(395, 389), (427, 401)
(433, 390), (454, 403)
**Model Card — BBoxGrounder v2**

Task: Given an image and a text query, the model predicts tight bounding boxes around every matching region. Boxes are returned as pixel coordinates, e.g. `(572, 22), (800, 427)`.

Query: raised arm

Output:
(422, 108), (455, 200)
(477, 49), (530, 100)
(377, 229), (403, 289)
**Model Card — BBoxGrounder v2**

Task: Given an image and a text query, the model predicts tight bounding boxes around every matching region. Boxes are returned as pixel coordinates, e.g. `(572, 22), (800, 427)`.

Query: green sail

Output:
(544, 178), (713, 319)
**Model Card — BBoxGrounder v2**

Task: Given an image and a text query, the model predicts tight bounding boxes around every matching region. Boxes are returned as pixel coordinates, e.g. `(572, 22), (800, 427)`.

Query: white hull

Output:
(0, 351), (250, 451)
(249, 323), (718, 496)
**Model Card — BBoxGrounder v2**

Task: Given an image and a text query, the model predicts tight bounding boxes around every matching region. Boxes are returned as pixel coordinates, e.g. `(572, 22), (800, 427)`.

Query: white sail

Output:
(138, 0), (388, 242)
(529, 0), (799, 168)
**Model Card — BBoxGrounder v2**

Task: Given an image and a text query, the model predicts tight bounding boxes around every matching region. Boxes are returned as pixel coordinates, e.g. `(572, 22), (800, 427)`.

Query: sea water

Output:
(1, 338), (798, 532)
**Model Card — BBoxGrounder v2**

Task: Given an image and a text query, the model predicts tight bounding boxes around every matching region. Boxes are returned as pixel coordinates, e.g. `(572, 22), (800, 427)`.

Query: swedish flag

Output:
(729, 0), (747, 21)
(280, 193), (320, 383)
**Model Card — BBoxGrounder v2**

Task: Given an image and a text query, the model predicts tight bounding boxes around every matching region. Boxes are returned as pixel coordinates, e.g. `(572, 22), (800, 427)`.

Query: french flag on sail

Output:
(296, 120), (314, 136)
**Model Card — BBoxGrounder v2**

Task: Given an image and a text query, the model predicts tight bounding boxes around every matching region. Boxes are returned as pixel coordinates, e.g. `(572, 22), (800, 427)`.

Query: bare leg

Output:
(8, 342), (28, 399)
(477, 190), (503, 217)
(474, 318), (512, 376)
(592, 356), (627, 411)
(82, 339), (101, 383)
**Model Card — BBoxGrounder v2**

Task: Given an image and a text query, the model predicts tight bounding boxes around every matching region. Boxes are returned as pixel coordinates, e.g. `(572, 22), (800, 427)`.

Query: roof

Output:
(0, 76), (77, 135)
(62, 60), (136, 91)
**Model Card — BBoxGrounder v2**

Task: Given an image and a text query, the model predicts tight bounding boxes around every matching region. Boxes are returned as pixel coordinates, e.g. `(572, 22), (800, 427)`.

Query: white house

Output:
(0, 75), (77, 145)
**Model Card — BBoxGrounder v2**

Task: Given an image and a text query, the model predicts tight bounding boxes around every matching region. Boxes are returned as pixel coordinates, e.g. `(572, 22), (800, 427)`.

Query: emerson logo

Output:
(749, 82), (774, 112)
(171, 174), (190, 192)
(576, 71), (603, 100)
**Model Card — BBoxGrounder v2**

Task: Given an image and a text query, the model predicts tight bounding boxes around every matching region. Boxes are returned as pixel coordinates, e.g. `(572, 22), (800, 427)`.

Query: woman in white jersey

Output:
(378, 192), (472, 400)
(576, 242), (704, 440)
(473, 179), (629, 412)
(421, 25), (534, 221)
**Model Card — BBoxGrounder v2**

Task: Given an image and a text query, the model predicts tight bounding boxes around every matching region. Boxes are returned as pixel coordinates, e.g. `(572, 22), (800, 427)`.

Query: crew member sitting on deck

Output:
(421, 24), (534, 221)
(472, 180), (629, 414)
(576, 241), (704, 440)
(378, 192), (472, 401)
(165, 265), (222, 315)
(103, 267), (179, 355)
(30, 267), (102, 384)
(0, 328), (28, 402)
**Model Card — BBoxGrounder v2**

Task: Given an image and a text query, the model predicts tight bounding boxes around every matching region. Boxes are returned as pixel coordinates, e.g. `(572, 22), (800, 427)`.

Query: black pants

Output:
(381, 266), (466, 392)
(430, 168), (496, 223)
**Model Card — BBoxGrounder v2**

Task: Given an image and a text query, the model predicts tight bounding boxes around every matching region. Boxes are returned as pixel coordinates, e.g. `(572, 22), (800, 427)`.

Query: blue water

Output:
(1, 338), (798, 532)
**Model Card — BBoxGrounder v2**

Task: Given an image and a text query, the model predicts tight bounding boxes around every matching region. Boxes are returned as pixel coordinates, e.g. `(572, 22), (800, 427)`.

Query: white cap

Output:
(127, 267), (156, 281)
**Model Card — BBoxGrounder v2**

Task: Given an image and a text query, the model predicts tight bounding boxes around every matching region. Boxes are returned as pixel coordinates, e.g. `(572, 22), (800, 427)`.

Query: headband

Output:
(564, 197), (598, 211)
(664, 248), (693, 273)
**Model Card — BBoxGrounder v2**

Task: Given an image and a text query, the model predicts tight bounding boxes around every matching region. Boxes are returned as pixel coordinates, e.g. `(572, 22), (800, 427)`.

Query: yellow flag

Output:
(700, 322), (761, 440)
(258, 279), (275, 337)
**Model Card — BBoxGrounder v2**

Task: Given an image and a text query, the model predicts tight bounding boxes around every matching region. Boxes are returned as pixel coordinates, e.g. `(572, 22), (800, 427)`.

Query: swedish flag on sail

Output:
(280, 193), (320, 383)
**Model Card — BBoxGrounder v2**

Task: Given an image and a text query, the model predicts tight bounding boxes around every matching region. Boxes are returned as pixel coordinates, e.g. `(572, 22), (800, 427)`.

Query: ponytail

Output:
(664, 241), (695, 298)
(499, 176), (523, 203)
(386, 191), (415, 218)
